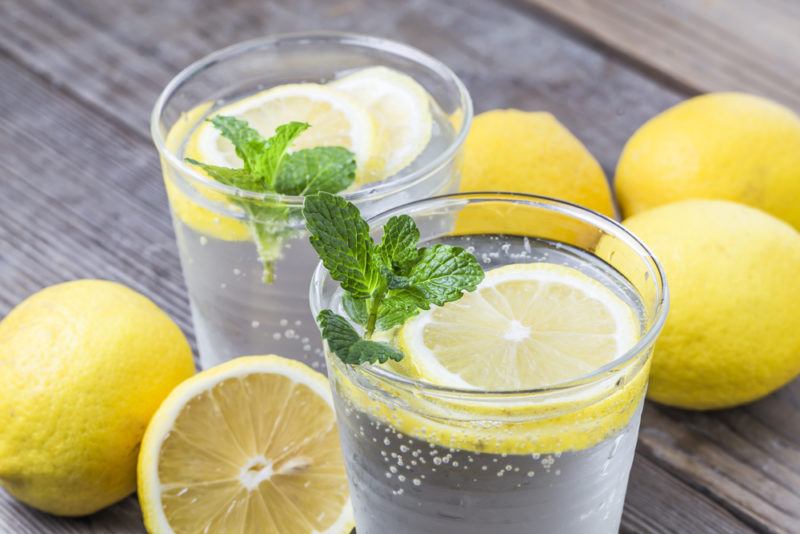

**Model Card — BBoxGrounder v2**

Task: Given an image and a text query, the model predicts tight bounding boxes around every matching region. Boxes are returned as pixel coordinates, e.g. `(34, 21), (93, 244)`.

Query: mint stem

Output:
(364, 294), (383, 339)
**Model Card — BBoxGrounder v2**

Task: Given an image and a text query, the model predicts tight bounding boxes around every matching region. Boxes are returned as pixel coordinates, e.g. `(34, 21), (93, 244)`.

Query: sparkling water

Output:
(327, 235), (649, 534)
(168, 97), (458, 370)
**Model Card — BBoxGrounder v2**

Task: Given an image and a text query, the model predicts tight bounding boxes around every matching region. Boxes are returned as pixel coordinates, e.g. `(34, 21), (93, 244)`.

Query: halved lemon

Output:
(331, 66), (432, 182)
(137, 356), (353, 534)
(186, 83), (376, 175)
(399, 263), (640, 390)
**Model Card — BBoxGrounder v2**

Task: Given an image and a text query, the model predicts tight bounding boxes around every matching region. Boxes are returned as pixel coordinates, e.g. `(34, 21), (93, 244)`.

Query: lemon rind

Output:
(137, 355), (353, 534)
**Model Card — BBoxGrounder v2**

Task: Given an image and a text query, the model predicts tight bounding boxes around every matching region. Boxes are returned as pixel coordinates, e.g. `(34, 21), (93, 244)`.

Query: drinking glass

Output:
(151, 32), (472, 369)
(310, 192), (668, 534)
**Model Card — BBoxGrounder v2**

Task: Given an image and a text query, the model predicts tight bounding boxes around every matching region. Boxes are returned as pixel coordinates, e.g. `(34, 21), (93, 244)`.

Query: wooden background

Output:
(1, 0), (799, 532)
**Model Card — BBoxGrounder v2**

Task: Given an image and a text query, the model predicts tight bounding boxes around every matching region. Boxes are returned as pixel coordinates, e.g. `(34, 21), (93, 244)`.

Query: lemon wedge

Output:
(137, 356), (353, 534)
(331, 66), (432, 182)
(399, 263), (640, 390)
(186, 83), (376, 176)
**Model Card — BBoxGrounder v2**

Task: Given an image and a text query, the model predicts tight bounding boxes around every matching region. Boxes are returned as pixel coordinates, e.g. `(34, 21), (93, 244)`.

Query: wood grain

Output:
(519, 0), (800, 111)
(1, 0), (798, 532)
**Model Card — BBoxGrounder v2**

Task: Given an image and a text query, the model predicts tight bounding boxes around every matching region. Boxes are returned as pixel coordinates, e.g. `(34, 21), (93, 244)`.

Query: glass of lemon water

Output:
(311, 192), (669, 534)
(151, 33), (471, 369)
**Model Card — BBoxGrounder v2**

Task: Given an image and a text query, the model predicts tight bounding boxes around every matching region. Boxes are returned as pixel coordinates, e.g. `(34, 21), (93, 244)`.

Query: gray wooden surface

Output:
(1, 0), (798, 532)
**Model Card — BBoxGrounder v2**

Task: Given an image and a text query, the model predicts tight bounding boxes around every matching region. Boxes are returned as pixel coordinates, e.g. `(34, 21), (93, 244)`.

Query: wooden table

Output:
(1, 0), (799, 532)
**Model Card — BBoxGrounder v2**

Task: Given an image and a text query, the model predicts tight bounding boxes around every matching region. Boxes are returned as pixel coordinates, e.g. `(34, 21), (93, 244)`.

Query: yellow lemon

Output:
(616, 92), (800, 230)
(456, 110), (614, 246)
(459, 110), (614, 215)
(0, 280), (194, 516)
(328, 263), (648, 456)
(622, 200), (800, 409)
(138, 356), (352, 534)
(331, 66), (433, 182)
(167, 82), (378, 242)
(399, 263), (639, 390)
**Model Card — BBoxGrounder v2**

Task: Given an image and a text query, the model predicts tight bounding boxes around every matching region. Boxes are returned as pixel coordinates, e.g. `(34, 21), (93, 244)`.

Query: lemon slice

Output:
(187, 83), (376, 175)
(331, 66), (432, 181)
(399, 263), (640, 390)
(138, 356), (353, 534)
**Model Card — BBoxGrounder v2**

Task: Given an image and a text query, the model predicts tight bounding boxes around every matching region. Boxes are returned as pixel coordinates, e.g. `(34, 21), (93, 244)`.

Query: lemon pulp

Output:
(138, 356), (353, 534)
(400, 263), (640, 390)
(165, 66), (435, 240)
(333, 255), (648, 455)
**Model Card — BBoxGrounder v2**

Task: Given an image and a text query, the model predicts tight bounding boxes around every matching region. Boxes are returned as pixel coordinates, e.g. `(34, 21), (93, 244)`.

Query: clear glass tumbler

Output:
(151, 32), (472, 369)
(311, 192), (669, 534)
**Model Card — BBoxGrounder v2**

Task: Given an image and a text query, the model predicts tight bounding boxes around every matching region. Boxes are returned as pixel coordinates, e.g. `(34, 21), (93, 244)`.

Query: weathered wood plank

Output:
(0, 57), (190, 331)
(0, 0), (683, 174)
(1, 0), (797, 532)
(638, 403), (800, 533)
(519, 0), (800, 110)
(621, 453), (751, 534)
(0, 491), (145, 534)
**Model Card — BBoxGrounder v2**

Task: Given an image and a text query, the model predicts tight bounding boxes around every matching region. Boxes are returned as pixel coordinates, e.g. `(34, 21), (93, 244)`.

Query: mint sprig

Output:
(186, 116), (356, 283)
(305, 192), (485, 365)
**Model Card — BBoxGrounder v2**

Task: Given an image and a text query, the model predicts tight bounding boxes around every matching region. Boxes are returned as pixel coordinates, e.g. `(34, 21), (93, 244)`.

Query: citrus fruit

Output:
(616, 92), (800, 230)
(162, 100), (250, 242)
(331, 66), (432, 182)
(186, 83), (376, 176)
(0, 280), (194, 516)
(399, 263), (639, 390)
(172, 83), (377, 241)
(622, 199), (800, 409)
(138, 356), (352, 534)
(459, 110), (615, 217)
(331, 263), (646, 455)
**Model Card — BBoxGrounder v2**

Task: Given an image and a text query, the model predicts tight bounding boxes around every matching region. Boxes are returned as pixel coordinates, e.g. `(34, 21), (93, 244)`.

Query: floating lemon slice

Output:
(331, 66), (432, 182)
(399, 263), (640, 390)
(186, 83), (376, 175)
(138, 356), (353, 534)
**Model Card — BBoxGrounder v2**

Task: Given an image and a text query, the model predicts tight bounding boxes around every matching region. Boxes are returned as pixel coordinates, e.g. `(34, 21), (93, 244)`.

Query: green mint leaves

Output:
(186, 116), (356, 283)
(318, 310), (403, 364)
(305, 193), (382, 299)
(275, 147), (357, 195)
(306, 192), (485, 365)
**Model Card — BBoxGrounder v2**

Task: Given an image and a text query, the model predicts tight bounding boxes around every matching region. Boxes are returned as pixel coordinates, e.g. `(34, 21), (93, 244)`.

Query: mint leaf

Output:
(377, 289), (428, 330)
(209, 116), (268, 171)
(187, 117), (354, 285)
(342, 294), (368, 326)
(275, 147), (356, 196)
(304, 192), (381, 299)
(347, 340), (403, 364)
(185, 159), (263, 192)
(317, 310), (403, 364)
(317, 310), (360, 360)
(378, 215), (421, 273)
(252, 121), (309, 187)
(307, 193), (486, 366)
(407, 245), (484, 306)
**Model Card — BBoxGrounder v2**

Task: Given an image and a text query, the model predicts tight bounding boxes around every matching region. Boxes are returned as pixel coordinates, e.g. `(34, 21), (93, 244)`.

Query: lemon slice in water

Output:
(399, 263), (640, 390)
(186, 83), (376, 176)
(138, 356), (353, 534)
(331, 66), (432, 182)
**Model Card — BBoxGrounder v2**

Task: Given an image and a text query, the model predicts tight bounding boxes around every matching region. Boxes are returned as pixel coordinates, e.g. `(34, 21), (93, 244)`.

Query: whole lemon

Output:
(616, 92), (800, 229)
(457, 110), (614, 244)
(0, 280), (195, 516)
(623, 200), (800, 409)
(460, 109), (614, 215)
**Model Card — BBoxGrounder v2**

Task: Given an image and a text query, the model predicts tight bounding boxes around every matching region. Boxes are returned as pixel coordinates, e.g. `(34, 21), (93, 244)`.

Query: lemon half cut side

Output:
(138, 356), (353, 534)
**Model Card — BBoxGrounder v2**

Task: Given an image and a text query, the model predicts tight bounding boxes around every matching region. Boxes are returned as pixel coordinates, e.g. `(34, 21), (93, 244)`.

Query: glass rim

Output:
(150, 31), (473, 206)
(310, 191), (670, 398)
